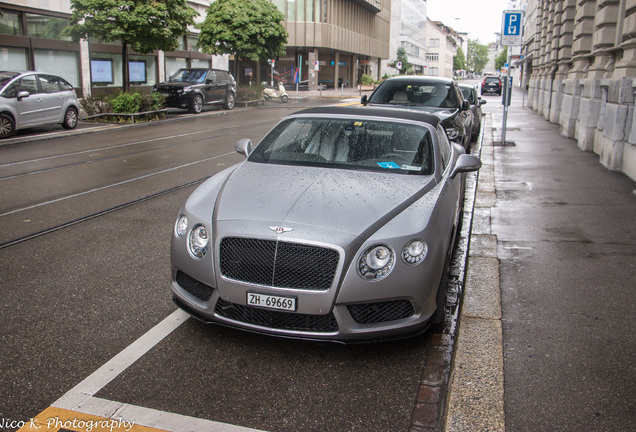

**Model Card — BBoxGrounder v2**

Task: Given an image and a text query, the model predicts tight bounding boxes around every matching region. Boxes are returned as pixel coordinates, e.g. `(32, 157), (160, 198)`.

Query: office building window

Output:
(26, 13), (71, 40)
(0, 11), (22, 35)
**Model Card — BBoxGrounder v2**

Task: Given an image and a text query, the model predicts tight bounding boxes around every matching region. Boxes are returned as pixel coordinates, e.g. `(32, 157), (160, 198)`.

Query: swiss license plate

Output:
(247, 292), (296, 311)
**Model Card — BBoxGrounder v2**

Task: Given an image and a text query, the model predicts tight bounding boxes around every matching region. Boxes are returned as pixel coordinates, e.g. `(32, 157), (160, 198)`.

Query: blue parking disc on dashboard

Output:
(377, 161), (401, 169)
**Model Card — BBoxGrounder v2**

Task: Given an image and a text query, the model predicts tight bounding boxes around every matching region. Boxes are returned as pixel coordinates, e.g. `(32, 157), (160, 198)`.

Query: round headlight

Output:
(175, 215), (188, 237)
(402, 240), (428, 265)
(358, 245), (395, 281)
(188, 225), (209, 258)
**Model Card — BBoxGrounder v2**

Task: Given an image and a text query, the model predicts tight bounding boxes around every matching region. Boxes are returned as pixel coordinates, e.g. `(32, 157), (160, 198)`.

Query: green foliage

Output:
(360, 74), (374, 86)
(387, 47), (412, 75)
(495, 46), (508, 71)
(63, 0), (198, 53)
(236, 84), (265, 101)
(81, 92), (165, 118)
(80, 95), (111, 116)
(454, 47), (466, 71)
(63, 0), (197, 90)
(197, 0), (287, 62)
(467, 40), (490, 73)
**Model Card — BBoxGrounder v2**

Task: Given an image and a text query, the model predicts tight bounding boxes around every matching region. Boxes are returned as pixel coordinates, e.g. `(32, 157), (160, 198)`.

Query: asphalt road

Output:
(0, 97), (444, 432)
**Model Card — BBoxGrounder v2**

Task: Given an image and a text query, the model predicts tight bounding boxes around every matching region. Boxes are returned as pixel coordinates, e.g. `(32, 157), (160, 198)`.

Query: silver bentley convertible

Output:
(170, 106), (481, 342)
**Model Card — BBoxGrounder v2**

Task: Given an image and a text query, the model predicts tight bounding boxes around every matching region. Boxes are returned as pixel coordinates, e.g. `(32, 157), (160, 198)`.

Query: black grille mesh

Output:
(347, 300), (415, 324)
(220, 237), (339, 290)
(176, 271), (214, 301)
(215, 299), (338, 332)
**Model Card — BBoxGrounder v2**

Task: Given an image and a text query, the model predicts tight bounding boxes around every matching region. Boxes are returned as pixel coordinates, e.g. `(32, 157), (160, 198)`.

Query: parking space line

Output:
(17, 309), (265, 432)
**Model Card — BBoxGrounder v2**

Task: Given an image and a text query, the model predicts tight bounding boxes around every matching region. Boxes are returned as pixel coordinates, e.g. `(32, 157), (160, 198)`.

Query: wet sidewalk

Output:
(445, 89), (636, 431)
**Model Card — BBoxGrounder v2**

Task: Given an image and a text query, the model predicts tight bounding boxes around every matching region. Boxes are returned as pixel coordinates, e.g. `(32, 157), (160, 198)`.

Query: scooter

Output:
(262, 82), (289, 102)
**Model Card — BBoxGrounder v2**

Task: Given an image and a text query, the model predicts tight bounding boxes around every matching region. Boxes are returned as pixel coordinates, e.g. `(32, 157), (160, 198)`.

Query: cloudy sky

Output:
(426, 0), (511, 44)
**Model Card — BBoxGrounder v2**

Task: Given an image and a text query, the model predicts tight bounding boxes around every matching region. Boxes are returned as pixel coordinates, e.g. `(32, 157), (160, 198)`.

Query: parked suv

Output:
(0, 71), (79, 139)
(152, 68), (236, 113)
(481, 76), (502, 95)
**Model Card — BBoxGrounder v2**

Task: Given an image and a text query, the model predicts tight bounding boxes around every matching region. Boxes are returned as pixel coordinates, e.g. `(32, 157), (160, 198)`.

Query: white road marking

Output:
(53, 309), (265, 432)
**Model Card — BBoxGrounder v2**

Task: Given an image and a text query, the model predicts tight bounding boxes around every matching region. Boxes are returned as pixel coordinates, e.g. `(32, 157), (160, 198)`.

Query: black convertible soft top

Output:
(293, 106), (441, 128)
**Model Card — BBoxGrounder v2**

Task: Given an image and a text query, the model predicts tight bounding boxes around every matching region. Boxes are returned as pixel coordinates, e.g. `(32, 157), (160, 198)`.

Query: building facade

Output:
(381, 0), (428, 77)
(522, 0), (636, 181)
(0, 0), (391, 96)
(425, 19), (459, 78)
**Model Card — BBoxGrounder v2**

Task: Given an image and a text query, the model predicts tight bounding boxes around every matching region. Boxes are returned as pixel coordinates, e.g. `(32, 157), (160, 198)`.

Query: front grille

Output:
(176, 271), (213, 301)
(219, 237), (339, 291)
(215, 299), (338, 332)
(347, 300), (415, 324)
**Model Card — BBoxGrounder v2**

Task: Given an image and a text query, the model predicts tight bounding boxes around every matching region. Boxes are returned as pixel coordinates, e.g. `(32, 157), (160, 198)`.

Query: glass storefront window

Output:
(26, 13), (71, 41)
(187, 36), (200, 52)
(191, 58), (211, 68)
(90, 53), (123, 87)
(166, 57), (187, 78)
(1, 47), (28, 70)
(34, 49), (80, 87)
(0, 11), (22, 36)
(129, 55), (157, 86)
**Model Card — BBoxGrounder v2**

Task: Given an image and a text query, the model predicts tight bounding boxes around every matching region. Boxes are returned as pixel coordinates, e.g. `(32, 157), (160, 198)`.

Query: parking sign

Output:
(501, 10), (524, 46)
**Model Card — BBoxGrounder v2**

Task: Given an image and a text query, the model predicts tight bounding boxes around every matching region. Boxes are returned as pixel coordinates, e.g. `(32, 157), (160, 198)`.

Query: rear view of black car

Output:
(481, 76), (502, 95)
(152, 68), (236, 113)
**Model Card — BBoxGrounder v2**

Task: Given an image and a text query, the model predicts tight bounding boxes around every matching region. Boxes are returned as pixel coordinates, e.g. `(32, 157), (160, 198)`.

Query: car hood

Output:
(367, 103), (458, 121)
(155, 81), (199, 90)
(214, 162), (436, 238)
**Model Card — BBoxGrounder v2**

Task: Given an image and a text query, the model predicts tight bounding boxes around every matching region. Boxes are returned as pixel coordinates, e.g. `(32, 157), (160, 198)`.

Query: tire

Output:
(223, 92), (235, 110)
(431, 257), (450, 327)
(189, 94), (203, 113)
(281, 94), (289, 103)
(61, 107), (78, 129)
(0, 113), (15, 139)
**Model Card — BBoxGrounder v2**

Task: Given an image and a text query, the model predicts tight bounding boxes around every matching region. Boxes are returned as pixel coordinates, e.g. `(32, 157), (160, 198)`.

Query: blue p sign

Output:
(502, 11), (524, 45)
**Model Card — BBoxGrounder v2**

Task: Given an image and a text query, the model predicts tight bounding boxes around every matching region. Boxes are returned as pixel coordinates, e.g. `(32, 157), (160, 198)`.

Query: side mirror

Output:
(479, 98), (487, 106)
(450, 154), (482, 179)
(235, 138), (253, 157)
(17, 90), (30, 101)
(461, 100), (470, 110)
(361, 95), (368, 105)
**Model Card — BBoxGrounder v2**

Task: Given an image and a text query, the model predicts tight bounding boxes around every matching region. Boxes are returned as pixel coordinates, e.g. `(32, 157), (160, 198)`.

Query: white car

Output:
(0, 71), (80, 139)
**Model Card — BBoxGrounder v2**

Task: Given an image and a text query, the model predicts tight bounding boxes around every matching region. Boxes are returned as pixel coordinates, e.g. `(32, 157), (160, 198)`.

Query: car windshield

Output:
(249, 117), (434, 175)
(368, 81), (459, 108)
(169, 69), (207, 83)
(485, 77), (500, 83)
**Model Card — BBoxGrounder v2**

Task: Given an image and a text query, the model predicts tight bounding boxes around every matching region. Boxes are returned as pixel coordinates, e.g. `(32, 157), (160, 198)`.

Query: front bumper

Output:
(170, 269), (436, 343)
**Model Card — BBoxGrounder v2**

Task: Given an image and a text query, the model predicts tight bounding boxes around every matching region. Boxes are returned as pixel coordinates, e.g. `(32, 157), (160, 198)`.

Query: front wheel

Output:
(189, 94), (203, 113)
(431, 255), (451, 327)
(281, 94), (289, 103)
(62, 107), (78, 129)
(0, 113), (15, 139)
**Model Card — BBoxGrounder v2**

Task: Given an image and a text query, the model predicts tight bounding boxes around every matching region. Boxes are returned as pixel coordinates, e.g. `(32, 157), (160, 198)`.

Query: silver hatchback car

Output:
(0, 71), (80, 139)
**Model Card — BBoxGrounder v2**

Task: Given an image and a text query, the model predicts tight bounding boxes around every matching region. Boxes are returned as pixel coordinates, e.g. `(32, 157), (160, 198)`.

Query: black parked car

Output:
(481, 76), (502, 95)
(459, 83), (486, 141)
(152, 68), (236, 113)
(362, 76), (473, 149)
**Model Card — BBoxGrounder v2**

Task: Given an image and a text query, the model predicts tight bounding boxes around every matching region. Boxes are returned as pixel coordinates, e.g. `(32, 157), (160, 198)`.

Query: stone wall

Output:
(524, 0), (636, 182)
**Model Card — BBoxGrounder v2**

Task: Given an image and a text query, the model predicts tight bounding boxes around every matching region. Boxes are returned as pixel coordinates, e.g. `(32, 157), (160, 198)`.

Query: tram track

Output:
(0, 176), (208, 250)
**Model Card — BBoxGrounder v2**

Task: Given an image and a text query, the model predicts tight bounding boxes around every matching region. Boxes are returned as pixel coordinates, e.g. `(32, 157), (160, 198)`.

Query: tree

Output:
(63, 0), (198, 92)
(197, 0), (287, 85)
(495, 46), (508, 71)
(387, 47), (412, 75)
(453, 47), (466, 73)
(467, 39), (489, 74)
